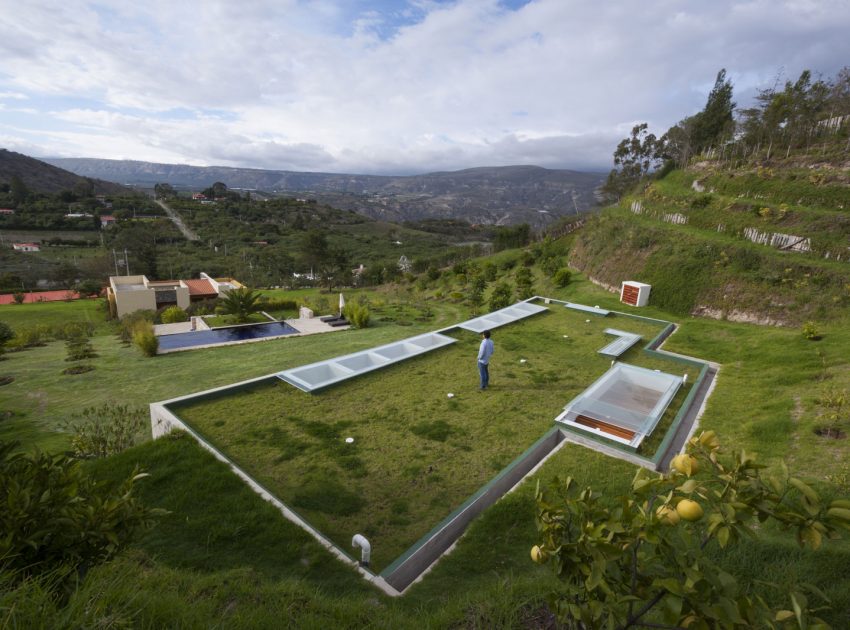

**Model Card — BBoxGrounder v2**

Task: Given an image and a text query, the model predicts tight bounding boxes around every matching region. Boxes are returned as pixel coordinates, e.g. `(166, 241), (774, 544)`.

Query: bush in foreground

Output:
(533, 431), (850, 628)
(0, 441), (161, 586)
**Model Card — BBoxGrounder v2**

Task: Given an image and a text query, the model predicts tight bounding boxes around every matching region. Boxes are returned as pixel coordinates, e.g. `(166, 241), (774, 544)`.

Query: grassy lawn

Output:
(170, 305), (698, 571)
(3, 273), (850, 625)
(0, 298), (110, 334)
(0, 294), (469, 451)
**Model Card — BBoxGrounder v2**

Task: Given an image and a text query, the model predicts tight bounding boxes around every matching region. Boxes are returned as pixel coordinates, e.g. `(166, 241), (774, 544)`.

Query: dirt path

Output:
(155, 199), (199, 241)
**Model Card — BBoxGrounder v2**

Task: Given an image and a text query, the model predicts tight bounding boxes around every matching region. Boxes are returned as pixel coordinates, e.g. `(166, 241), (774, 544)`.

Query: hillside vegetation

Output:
(571, 160), (850, 324)
(573, 68), (850, 325)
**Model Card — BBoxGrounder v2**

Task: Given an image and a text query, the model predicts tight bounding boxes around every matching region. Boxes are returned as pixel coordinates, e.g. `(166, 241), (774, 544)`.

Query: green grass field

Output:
(2, 273), (850, 626)
(0, 293), (469, 451)
(171, 306), (695, 570)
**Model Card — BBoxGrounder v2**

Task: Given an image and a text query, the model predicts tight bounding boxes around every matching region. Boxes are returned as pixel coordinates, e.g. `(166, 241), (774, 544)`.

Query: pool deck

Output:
(285, 317), (349, 335)
(154, 316), (349, 354)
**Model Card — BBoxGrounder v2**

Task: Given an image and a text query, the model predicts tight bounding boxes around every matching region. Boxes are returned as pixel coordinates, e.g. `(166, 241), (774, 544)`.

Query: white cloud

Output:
(0, 0), (848, 174)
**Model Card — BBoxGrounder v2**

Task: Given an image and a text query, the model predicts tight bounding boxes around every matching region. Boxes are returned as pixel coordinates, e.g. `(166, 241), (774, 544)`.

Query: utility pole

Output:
(112, 249), (119, 275)
(124, 249), (130, 275)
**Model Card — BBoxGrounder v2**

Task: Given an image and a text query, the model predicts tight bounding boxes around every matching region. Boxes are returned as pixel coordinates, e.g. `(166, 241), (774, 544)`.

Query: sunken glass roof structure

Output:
(555, 363), (683, 449)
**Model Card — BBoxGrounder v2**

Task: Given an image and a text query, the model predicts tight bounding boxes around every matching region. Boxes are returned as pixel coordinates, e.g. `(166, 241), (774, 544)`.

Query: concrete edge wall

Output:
(382, 428), (565, 592)
(149, 403), (400, 597)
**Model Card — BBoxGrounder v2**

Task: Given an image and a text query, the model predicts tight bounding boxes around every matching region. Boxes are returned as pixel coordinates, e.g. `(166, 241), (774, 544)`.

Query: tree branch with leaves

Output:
(533, 431), (850, 629)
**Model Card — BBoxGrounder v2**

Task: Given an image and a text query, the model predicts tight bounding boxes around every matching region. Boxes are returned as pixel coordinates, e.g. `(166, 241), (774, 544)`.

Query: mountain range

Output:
(45, 157), (605, 226)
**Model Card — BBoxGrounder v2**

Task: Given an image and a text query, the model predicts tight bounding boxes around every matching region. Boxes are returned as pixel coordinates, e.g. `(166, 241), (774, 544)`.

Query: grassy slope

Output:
(2, 272), (850, 626)
(571, 158), (850, 324)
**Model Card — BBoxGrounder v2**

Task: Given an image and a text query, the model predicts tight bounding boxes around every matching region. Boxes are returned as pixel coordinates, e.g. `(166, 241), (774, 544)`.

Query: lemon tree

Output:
(533, 431), (850, 629)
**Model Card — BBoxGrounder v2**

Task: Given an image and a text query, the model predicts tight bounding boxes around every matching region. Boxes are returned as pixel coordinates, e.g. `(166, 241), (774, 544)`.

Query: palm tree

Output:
(217, 287), (263, 323)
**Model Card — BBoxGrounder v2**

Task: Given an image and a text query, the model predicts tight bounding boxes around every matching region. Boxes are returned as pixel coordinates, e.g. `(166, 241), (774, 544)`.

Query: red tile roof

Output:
(184, 279), (217, 296)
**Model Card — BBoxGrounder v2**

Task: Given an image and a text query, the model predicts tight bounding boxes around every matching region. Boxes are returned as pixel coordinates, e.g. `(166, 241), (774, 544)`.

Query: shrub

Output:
(344, 303), (370, 329)
(690, 193), (713, 209)
(0, 441), (161, 584)
(132, 322), (159, 357)
(160, 306), (188, 324)
(802, 321), (821, 340)
(10, 325), (50, 349)
(259, 298), (298, 312)
(57, 321), (94, 340)
(483, 262), (498, 282)
(553, 268), (572, 288)
(186, 298), (217, 317)
(118, 311), (155, 345)
(499, 256), (518, 271)
(12, 293), (24, 305)
(61, 403), (148, 459)
(64, 335), (97, 363)
(0, 321), (12, 356)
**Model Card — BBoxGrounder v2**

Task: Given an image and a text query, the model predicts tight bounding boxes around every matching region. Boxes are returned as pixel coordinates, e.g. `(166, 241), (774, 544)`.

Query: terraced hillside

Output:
(571, 155), (850, 325)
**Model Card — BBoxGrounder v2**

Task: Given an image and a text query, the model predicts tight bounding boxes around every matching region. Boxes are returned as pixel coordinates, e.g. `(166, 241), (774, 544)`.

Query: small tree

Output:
(533, 431), (850, 628)
(12, 292), (25, 305)
(217, 287), (263, 323)
(468, 274), (486, 315)
(515, 267), (535, 300)
(802, 321), (821, 340)
(489, 282), (513, 311)
(553, 268), (572, 288)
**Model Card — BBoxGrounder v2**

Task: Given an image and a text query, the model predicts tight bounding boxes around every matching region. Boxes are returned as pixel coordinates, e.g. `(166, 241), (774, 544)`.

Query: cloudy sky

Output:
(0, 0), (848, 175)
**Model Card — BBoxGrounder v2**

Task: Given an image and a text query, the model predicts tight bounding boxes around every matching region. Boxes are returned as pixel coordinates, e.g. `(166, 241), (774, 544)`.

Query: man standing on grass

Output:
(477, 329), (494, 390)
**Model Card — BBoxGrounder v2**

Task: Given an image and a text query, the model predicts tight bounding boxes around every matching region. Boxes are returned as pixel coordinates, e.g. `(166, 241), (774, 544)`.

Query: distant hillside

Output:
(45, 158), (604, 227)
(0, 149), (126, 194)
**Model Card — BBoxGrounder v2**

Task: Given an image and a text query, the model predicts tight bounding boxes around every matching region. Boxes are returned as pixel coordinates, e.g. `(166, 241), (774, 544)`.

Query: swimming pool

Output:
(157, 321), (300, 352)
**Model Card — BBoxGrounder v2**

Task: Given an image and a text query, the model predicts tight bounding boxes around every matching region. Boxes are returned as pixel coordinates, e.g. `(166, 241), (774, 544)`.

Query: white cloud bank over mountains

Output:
(0, 0), (848, 174)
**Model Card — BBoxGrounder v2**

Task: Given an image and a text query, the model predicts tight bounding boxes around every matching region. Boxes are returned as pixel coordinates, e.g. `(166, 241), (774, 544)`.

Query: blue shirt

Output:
(478, 338), (494, 364)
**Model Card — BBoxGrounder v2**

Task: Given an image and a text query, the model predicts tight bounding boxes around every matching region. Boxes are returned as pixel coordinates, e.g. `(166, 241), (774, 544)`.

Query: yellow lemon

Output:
(676, 499), (704, 522)
(671, 454), (699, 476)
(656, 505), (681, 526)
(530, 545), (546, 563)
